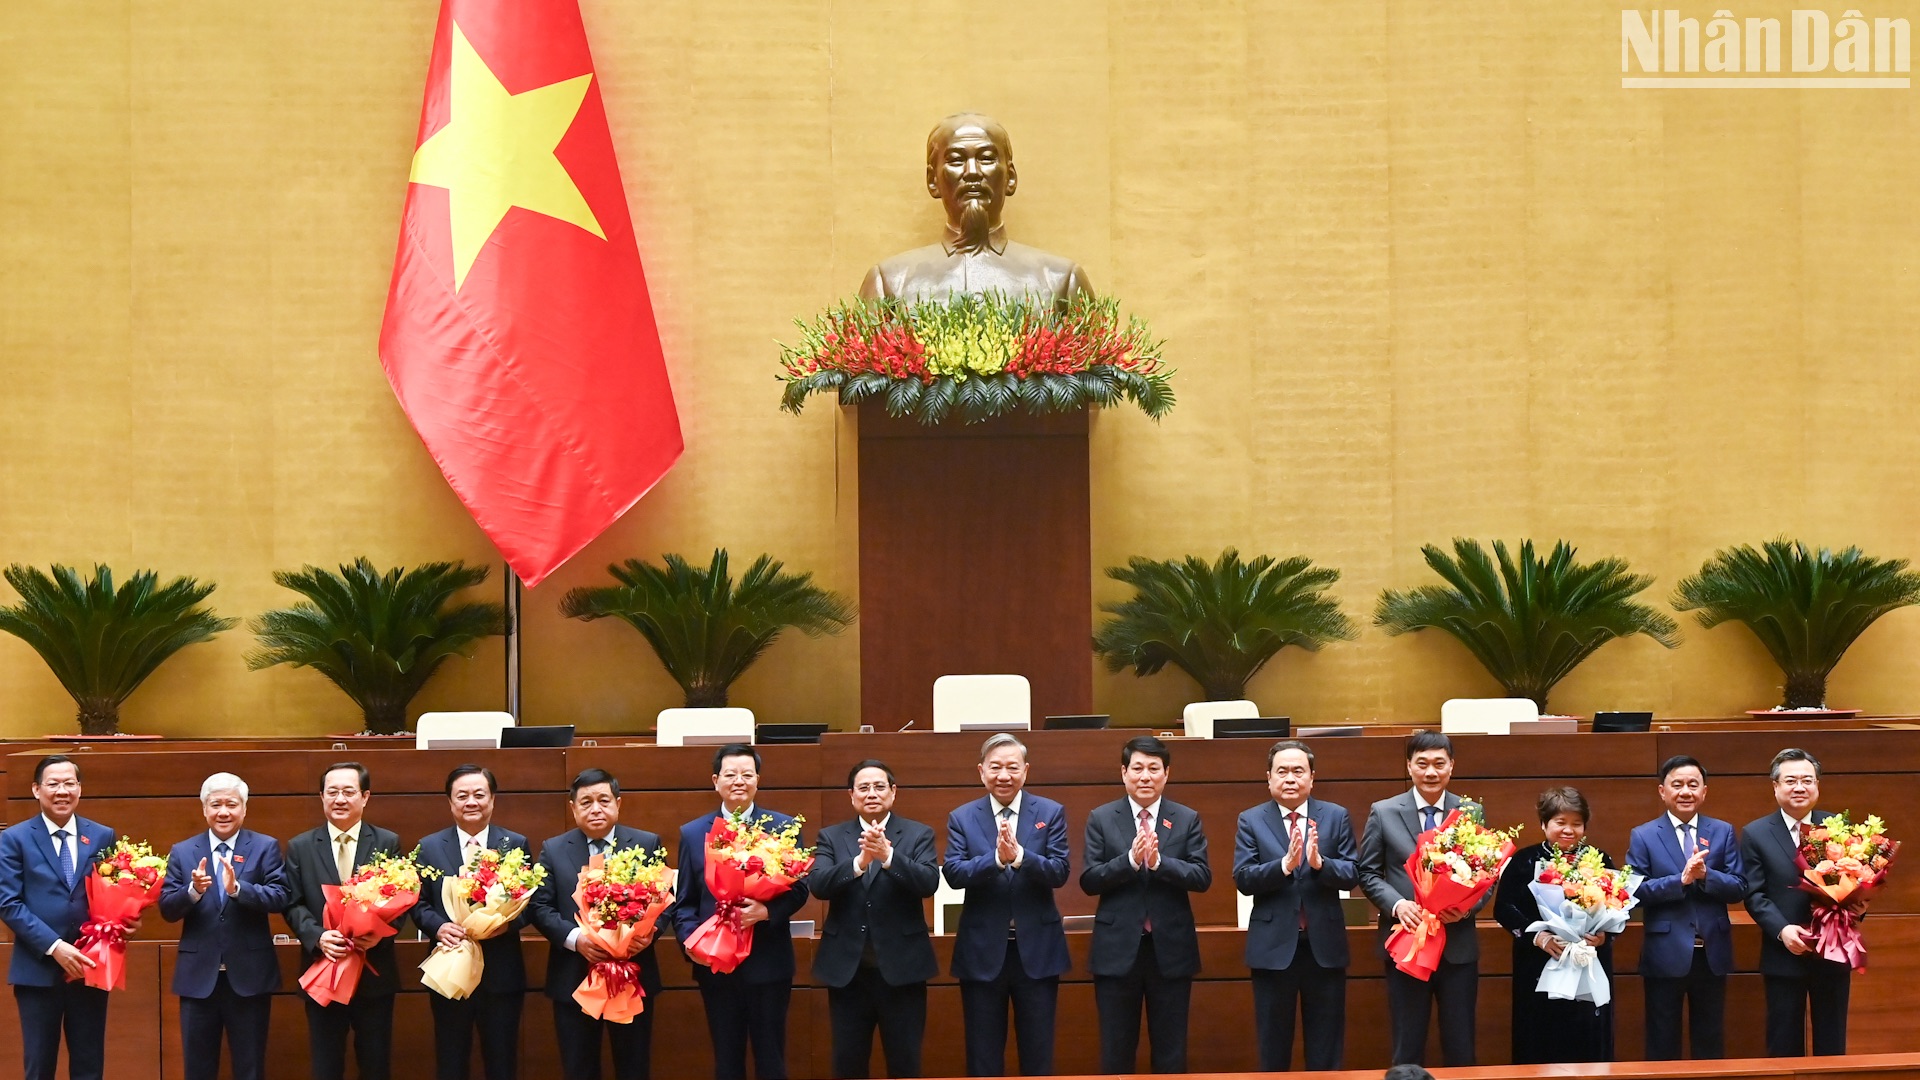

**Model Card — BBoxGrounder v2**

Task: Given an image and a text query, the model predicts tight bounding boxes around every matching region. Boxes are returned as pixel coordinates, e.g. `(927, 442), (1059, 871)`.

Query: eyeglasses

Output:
(717, 771), (758, 782)
(323, 788), (362, 799)
(38, 780), (79, 792)
(852, 783), (892, 795)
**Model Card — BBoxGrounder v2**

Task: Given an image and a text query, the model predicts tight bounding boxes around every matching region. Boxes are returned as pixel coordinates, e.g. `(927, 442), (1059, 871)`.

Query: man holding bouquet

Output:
(529, 767), (668, 1080)
(1357, 732), (1485, 1067)
(282, 762), (404, 1080)
(673, 744), (812, 1080)
(159, 771), (291, 1080)
(1741, 748), (1855, 1056)
(413, 764), (531, 1080)
(0, 755), (116, 1080)
(1626, 754), (1745, 1061)
(944, 732), (1072, 1077)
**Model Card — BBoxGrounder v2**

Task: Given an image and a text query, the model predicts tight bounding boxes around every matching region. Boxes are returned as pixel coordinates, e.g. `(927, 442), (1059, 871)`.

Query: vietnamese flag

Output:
(379, 0), (681, 588)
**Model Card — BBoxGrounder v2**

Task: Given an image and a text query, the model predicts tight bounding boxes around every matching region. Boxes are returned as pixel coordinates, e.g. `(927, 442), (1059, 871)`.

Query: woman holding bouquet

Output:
(1493, 787), (1615, 1064)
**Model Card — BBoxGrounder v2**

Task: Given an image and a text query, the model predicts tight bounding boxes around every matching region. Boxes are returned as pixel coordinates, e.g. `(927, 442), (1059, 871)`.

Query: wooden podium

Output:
(855, 401), (1094, 728)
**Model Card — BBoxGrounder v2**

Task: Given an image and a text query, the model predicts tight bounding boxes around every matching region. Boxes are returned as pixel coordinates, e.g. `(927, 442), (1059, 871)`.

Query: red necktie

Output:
(1289, 812), (1307, 929)
(1138, 807), (1153, 932)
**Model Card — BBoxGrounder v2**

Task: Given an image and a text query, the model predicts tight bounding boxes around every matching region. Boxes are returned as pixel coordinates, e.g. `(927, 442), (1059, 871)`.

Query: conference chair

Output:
(656, 707), (756, 747)
(414, 711), (515, 749)
(931, 674), (1031, 733)
(1181, 699), (1258, 739)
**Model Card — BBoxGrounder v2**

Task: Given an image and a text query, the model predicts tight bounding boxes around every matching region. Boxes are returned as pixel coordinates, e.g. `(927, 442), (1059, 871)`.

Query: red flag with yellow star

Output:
(379, 0), (681, 588)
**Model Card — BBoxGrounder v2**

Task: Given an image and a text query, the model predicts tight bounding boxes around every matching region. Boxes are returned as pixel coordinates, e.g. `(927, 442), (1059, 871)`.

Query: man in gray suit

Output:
(1357, 732), (1485, 1066)
(1234, 740), (1357, 1071)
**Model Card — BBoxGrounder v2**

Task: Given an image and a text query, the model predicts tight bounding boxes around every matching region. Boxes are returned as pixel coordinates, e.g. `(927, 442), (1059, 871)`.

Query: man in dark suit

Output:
(1625, 753), (1745, 1060)
(282, 761), (405, 1080)
(528, 767), (668, 1080)
(1235, 739), (1357, 1071)
(1357, 731), (1485, 1067)
(1079, 735), (1211, 1074)
(1742, 747), (1854, 1057)
(412, 764), (531, 1080)
(0, 755), (117, 1080)
(943, 732), (1071, 1077)
(672, 744), (812, 1080)
(158, 771), (291, 1080)
(809, 758), (941, 1078)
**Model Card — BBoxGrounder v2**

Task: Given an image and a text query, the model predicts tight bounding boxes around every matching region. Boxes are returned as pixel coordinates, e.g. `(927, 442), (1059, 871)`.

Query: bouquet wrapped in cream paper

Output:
(420, 847), (549, 1000)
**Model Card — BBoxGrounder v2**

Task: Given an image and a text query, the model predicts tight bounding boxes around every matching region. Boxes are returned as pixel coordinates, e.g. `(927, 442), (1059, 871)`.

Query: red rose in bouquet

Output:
(298, 849), (426, 1006)
(77, 838), (166, 990)
(683, 814), (815, 975)
(571, 844), (675, 1023)
(1386, 804), (1519, 981)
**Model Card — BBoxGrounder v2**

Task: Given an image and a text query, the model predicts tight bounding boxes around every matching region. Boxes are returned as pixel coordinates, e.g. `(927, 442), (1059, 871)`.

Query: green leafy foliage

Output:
(1375, 539), (1679, 713)
(560, 549), (855, 709)
(248, 559), (507, 734)
(1092, 550), (1357, 702)
(1672, 539), (1920, 709)
(0, 564), (237, 735)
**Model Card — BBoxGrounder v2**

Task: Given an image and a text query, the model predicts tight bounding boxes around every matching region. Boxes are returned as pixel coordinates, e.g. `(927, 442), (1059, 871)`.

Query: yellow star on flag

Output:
(409, 22), (605, 290)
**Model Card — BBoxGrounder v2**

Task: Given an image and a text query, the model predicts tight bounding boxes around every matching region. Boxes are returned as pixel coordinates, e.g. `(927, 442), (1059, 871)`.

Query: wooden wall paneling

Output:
(855, 403), (1094, 731)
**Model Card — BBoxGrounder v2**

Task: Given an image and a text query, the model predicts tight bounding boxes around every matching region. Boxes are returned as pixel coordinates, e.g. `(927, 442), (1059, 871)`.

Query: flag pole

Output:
(505, 567), (523, 721)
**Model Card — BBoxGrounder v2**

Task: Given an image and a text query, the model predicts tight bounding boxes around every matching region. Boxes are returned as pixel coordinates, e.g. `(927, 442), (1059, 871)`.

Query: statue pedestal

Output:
(856, 401), (1093, 728)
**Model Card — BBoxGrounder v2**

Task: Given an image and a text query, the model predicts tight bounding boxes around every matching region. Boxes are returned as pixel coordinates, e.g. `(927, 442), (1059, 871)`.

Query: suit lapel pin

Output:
(1034, 820), (1047, 829)
(81, 835), (92, 845)
(1162, 818), (1172, 829)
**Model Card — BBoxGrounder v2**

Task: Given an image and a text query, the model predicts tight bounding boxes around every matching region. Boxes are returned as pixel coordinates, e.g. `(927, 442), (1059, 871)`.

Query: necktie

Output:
(335, 832), (354, 884)
(1138, 807), (1155, 930)
(213, 842), (231, 908)
(55, 830), (75, 889)
(1681, 821), (1696, 862)
(999, 806), (1014, 824)
(1421, 806), (1438, 833)
(590, 838), (608, 860)
(465, 836), (482, 869)
(1790, 821), (1801, 847)
(1289, 812), (1308, 928)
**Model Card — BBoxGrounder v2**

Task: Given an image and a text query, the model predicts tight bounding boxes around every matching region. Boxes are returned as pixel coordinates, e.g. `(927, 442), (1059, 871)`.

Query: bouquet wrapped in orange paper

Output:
(683, 814), (815, 976)
(571, 844), (675, 1023)
(1795, 811), (1899, 971)
(1387, 803), (1519, 981)
(420, 847), (548, 1000)
(76, 838), (166, 991)
(298, 849), (426, 1006)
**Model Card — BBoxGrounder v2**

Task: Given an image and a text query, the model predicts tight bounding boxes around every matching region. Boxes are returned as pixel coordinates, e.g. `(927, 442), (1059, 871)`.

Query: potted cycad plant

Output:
(0, 564), (237, 736)
(247, 559), (507, 735)
(560, 549), (855, 708)
(1672, 539), (1920, 713)
(1091, 549), (1357, 702)
(1375, 539), (1680, 714)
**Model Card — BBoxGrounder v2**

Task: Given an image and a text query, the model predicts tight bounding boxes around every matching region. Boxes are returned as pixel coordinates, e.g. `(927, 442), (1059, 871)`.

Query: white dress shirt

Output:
(1126, 798), (1163, 869)
(991, 793), (1025, 868)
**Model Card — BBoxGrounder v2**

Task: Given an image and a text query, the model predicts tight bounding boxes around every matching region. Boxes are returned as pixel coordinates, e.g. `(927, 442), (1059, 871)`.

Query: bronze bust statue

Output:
(859, 113), (1093, 305)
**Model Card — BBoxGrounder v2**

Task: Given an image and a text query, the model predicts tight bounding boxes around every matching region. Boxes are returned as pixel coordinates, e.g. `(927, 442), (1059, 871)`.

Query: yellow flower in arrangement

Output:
(1537, 845), (1637, 912)
(713, 813), (814, 878)
(341, 848), (429, 906)
(95, 838), (167, 887)
(1801, 811), (1897, 884)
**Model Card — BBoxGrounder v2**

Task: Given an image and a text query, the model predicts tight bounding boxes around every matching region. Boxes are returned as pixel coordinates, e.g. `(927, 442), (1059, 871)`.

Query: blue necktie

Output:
(1421, 806), (1439, 833)
(55, 830), (75, 889)
(212, 842), (231, 909)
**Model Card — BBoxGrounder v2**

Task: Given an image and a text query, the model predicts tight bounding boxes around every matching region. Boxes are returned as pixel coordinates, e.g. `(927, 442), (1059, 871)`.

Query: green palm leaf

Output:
(560, 549), (855, 708)
(1672, 539), (1920, 709)
(1092, 549), (1357, 701)
(0, 564), (237, 735)
(247, 558), (507, 734)
(1375, 539), (1679, 712)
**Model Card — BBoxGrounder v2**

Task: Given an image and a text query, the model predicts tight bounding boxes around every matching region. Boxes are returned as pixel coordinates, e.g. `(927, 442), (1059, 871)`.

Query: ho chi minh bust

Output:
(859, 113), (1093, 307)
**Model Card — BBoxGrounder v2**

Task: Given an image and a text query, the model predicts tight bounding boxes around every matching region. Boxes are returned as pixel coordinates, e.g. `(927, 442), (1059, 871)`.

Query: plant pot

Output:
(43, 733), (165, 742)
(1745, 708), (1861, 720)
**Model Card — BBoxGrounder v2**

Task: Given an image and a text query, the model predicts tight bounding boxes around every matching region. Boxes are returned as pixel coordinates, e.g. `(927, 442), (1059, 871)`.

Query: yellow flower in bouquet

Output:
(340, 848), (426, 905)
(421, 847), (549, 1001)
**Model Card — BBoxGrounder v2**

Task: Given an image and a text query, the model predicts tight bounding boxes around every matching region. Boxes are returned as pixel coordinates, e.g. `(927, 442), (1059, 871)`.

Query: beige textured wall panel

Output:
(4, 0), (1918, 736)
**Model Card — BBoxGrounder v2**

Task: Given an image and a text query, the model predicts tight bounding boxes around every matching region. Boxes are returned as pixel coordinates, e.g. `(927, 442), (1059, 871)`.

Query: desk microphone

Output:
(898, 720), (916, 732)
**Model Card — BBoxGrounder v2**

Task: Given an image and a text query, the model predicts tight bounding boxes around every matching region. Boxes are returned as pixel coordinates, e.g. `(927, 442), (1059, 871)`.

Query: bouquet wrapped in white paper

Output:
(1523, 846), (1643, 1007)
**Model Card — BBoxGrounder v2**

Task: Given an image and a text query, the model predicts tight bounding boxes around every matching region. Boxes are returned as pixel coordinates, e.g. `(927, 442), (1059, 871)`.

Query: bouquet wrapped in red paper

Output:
(420, 847), (548, 1000)
(76, 838), (166, 990)
(683, 814), (815, 976)
(571, 844), (675, 1023)
(1387, 803), (1519, 981)
(1795, 811), (1898, 971)
(298, 848), (426, 1006)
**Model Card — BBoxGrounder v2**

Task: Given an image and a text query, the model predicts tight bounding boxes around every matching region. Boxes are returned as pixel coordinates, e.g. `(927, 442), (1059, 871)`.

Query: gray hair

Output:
(1768, 747), (1822, 781)
(200, 773), (250, 803)
(979, 732), (1028, 762)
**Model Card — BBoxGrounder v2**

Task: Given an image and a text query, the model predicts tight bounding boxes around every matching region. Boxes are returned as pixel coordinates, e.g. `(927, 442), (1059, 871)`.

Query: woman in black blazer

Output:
(1493, 786), (1616, 1064)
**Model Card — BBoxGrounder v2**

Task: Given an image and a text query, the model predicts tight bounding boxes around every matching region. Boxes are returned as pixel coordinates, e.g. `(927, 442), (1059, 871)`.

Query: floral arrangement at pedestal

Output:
(778, 293), (1174, 425)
